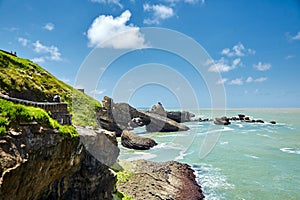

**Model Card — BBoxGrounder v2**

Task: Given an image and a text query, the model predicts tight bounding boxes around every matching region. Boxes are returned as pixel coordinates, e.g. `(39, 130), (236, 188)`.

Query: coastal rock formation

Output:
(150, 102), (195, 123)
(96, 96), (151, 136)
(121, 130), (157, 150)
(140, 110), (190, 132)
(167, 111), (195, 123)
(214, 116), (231, 125)
(117, 159), (205, 200)
(150, 102), (167, 117)
(76, 126), (120, 166)
(0, 124), (117, 199)
(96, 97), (189, 135)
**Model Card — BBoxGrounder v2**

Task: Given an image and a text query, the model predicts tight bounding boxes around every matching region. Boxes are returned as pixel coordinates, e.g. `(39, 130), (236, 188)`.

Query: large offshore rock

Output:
(140, 110), (190, 132)
(117, 159), (205, 200)
(121, 130), (157, 150)
(96, 96), (189, 135)
(0, 124), (117, 200)
(167, 111), (195, 123)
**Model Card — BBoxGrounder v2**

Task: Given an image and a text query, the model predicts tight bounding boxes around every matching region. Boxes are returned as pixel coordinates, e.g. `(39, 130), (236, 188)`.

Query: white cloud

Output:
(217, 78), (228, 85)
(229, 78), (243, 85)
(90, 0), (122, 8)
(246, 76), (253, 83)
(285, 55), (294, 60)
(87, 10), (148, 49)
(43, 23), (54, 31)
(162, 0), (205, 5)
(143, 4), (174, 25)
(291, 31), (300, 40)
(90, 89), (106, 95)
(18, 37), (29, 46)
(31, 57), (45, 63)
(254, 77), (267, 82)
(221, 42), (255, 57)
(33, 40), (62, 61)
(246, 76), (267, 83)
(208, 57), (241, 73)
(253, 62), (271, 71)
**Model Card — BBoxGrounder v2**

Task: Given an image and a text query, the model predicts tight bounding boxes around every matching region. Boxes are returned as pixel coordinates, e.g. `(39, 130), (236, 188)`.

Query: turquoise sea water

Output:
(118, 109), (300, 200)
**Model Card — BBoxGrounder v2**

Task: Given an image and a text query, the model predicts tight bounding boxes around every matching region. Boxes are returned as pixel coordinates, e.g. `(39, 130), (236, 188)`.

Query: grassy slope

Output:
(0, 50), (101, 127)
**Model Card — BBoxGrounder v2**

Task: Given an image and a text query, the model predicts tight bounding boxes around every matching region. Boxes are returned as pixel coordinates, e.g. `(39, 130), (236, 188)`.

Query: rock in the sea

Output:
(255, 119), (264, 123)
(96, 96), (189, 135)
(167, 111), (195, 123)
(121, 130), (157, 150)
(214, 116), (231, 125)
(150, 102), (167, 117)
(117, 159), (205, 200)
(96, 96), (149, 136)
(140, 110), (190, 132)
(270, 121), (276, 124)
(0, 124), (117, 199)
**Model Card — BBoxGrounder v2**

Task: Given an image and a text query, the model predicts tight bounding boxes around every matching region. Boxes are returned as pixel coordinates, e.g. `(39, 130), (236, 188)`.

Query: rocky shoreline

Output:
(117, 160), (205, 200)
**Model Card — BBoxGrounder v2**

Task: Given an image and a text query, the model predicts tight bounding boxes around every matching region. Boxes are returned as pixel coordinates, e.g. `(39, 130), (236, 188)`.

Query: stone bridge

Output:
(0, 94), (72, 125)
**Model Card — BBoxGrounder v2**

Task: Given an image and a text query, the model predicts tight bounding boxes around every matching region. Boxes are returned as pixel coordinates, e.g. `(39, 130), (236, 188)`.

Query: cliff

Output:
(0, 124), (118, 199)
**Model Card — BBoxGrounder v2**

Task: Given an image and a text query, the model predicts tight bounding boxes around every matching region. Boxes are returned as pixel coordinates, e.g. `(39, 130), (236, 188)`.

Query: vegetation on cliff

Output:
(0, 99), (77, 137)
(0, 50), (101, 127)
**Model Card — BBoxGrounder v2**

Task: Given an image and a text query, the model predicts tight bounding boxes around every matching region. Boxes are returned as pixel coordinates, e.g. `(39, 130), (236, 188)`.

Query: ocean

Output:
(118, 109), (300, 200)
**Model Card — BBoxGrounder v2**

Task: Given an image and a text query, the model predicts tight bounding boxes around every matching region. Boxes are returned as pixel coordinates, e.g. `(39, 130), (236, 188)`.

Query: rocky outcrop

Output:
(150, 102), (167, 117)
(121, 130), (157, 150)
(117, 159), (204, 200)
(167, 111), (195, 123)
(150, 102), (195, 123)
(76, 126), (120, 167)
(96, 96), (150, 136)
(141, 110), (190, 132)
(214, 117), (231, 125)
(96, 97), (189, 135)
(0, 124), (118, 200)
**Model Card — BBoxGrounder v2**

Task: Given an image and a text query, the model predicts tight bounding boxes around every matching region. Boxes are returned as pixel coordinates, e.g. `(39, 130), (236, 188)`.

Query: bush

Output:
(0, 126), (6, 136)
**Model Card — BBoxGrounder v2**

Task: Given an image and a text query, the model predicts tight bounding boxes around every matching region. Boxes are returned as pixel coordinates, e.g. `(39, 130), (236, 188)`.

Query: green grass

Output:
(113, 190), (135, 200)
(0, 50), (101, 127)
(0, 99), (78, 137)
(116, 170), (134, 184)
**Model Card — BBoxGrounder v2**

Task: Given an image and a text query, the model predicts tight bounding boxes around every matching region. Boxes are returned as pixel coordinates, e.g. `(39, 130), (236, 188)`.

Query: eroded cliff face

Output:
(0, 125), (118, 200)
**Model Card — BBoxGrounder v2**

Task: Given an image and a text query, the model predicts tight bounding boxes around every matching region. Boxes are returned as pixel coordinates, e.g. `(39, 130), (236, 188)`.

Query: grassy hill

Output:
(0, 50), (101, 127)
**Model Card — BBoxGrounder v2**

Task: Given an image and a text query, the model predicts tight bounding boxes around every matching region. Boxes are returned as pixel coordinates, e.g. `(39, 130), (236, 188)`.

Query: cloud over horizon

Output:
(86, 10), (148, 49)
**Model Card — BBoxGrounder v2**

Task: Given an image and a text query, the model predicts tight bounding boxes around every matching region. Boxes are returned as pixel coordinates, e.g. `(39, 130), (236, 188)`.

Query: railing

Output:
(0, 94), (72, 125)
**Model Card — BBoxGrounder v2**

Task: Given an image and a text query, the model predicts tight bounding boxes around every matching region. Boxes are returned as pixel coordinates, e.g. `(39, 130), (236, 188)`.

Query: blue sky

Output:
(1, 0), (300, 108)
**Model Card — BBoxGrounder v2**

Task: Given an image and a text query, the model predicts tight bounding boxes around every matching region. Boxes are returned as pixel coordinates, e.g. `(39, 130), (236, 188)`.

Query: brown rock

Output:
(117, 159), (205, 200)
(121, 130), (157, 150)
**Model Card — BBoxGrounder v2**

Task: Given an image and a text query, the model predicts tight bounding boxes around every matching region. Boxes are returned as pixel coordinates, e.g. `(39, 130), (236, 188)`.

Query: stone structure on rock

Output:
(117, 159), (205, 200)
(0, 124), (118, 199)
(96, 96), (189, 136)
(121, 130), (157, 150)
